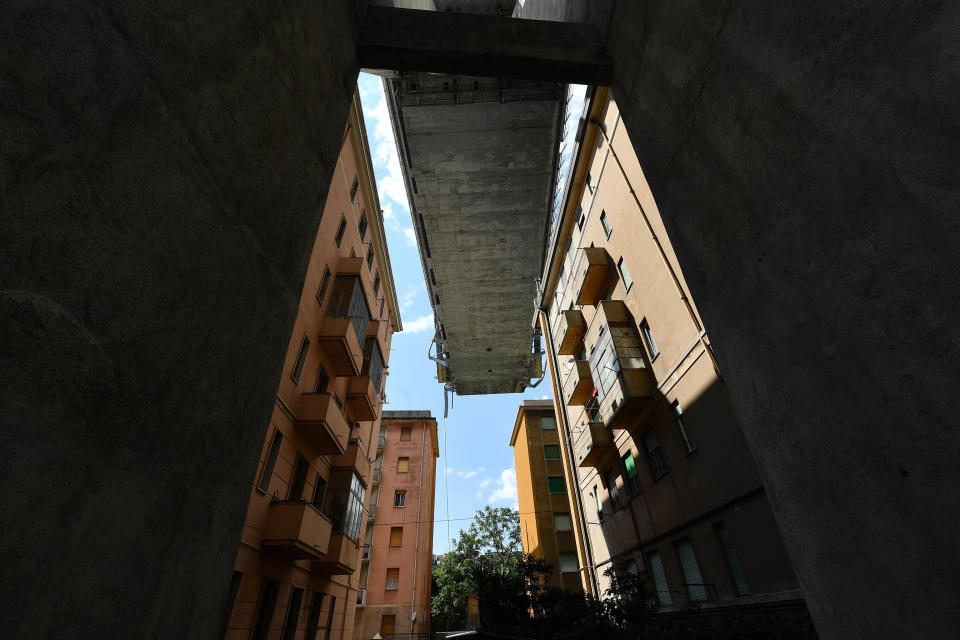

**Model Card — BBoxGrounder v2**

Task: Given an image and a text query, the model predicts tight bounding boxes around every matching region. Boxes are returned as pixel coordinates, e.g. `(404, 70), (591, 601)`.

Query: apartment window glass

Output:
(558, 552), (578, 573)
(366, 245), (375, 270)
(672, 400), (696, 453)
(327, 275), (370, 344)
(394, 490), (406, 507)
(548, 476), (565, 493)
(350, 176), (359, 201)
(647, 551), (672, 606)
(586, 172), (594, 193)
(258, 430), (283, 493)
(576, 205), (585, 231)
(606, 469), (621, 509)
(335, 215), (347, 247)
(288, 454), (309, 501)
(715, 522), (750, 595)
(281, 586), (304, 640)
(390, 526), (403, 546)
(622, 451), (642, 496)
(544, 445), (561, 460)
(617, 257), (633, 291)
(291, 336), (310, 384)
(251, 580), (279, 640)
(400, 426), (412, 441)
(362, 338), (385, 395)
(312, 473), (327, 508)
(358, 210), (368, 240)
(317, 267), (332, 306)
(305, 592), (324, 638)
(324, 596), (337, 638)
(218, 571), (244, 639)
(397, 457), (409, 473)
(640, 318), (659, 359)
(554, 513), (572, 531)
(540, 415), (556, 430)
(594, 484), (603, 522)
(675, 539), (708, 602)
(642, 429), (668, 479)
(385, 568), (400, 591)
(341, 472), (366, 541)
(600, 210), (613, 238)
(373, 273), (381, 295)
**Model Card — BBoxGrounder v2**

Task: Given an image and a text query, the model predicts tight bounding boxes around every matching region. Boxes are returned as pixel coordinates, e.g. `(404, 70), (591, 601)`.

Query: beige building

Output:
(354, 411), (438, 639)
(537, 87), (805, 612)
(510, 400), (585, 593)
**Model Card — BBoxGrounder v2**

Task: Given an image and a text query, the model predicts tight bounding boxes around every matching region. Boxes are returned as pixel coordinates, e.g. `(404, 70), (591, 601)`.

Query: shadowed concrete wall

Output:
(520, 1), (960, 638)
(0, 1), (364, 637)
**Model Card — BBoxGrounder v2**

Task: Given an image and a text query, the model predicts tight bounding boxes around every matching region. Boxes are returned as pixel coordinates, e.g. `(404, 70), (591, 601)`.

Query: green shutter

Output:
(624, 453), (637, 478)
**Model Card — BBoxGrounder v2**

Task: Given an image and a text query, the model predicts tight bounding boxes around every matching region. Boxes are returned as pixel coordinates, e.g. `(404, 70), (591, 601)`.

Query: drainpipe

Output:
(539, 310), (599, 596)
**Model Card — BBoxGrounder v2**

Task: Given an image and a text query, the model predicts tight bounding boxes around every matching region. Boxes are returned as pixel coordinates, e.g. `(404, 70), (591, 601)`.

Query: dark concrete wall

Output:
(521, 1), (960, 638)
(0, 1), (364, 637)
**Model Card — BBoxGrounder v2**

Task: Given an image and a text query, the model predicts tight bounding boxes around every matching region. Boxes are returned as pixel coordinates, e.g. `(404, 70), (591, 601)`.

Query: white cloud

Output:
(404, 314), (434, 334)
(461, 470), (478, 480)
(476, 492), (482, 498)
(400, 285), (418, 312)
(358, 74), (411, 211)
(539, 395), (550, 400)
(446, 467), (453, 474)
(479, 478), (492, 488)
(488, 468), (518, 506)
(403, 226), (418, 248)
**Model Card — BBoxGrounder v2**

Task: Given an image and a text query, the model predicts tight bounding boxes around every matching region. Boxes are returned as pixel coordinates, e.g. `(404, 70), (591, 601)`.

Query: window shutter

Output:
(647, 551), (672, 606)
(390, 527), (403, 546)
(398, 457), (409, 473)
(715, 523), (749, 595)
(675, 540), (708, 602)
(623, 453), (637, 478)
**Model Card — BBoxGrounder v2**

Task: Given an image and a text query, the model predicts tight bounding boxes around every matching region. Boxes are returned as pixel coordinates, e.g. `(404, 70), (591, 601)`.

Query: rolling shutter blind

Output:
(398, 457), (409, 473)
(675, 540), (707, 602)
(390, 527), (403, 546)
(647, 551), (671, 606)
(715, 523), (750, 595)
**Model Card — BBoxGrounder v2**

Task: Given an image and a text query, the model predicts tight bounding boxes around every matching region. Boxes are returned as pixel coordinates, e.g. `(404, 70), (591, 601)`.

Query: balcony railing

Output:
(377, 434), (386, 450)
(294, 393), (350, 456)
(357, 588), (367, 606)
(346, 375), (379, 422)
(372, 465), (382, 483)
(361, 544), (371, 561)
(331, 440), (371, 480)
(260, 500), (333, 561)
(385, 580), (399, 591)
(556, 309), (587, 355)
(573, 420), (615, 468)
(572, 247), (613, 306)
(312, 531), (360, 576)
(562, 360), (593, 406)
(319, 272), (371, 376)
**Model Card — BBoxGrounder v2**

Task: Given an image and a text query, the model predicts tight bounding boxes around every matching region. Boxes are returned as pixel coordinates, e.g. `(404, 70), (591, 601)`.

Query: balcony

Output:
(346, 376), (379, 422)
(573, 421), (614, 468)
(573, 247), (613, 306)
(367, 503), (377, 520)
(260, 501), (333, 561)
(319, 273), (371, 376)
(586, 300), (657, 430)
(336, 256), (377, 314)
(312, 532), (360, 575)
(294, 393), (350, 456)
(556, 309), (586, 355)
(357, 588), (367, 606)
(332, 442), (371, 481)
(372, 464), (382, 484)
(562, 360), (593, 406)
(361, 544), (371, 561)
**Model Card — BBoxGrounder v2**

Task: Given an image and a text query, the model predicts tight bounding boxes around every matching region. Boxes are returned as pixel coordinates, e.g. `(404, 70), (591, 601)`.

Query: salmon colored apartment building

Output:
(354, 411), (438, 640)
(220, 92), (402, 639)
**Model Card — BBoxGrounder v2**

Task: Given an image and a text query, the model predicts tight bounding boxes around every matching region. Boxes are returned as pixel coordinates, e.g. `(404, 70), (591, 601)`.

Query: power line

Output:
(365, 507), (563, 528)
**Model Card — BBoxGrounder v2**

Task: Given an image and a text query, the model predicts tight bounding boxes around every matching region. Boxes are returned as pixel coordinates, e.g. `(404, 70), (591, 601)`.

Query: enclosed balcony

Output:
(260, 501), (333, 560)
(573, 247), (613, 306)
(312, 532), (360, 575)
(346, 338), (385, 422)
(294, 393), (350, 456)
(332, 442), (371, 482)
(573, 421), (615, 468)
(556, 309), (586, 355)
(586, 300), (657, 430)
(318, 274), (371, 376)
(562, 360), (593, 406)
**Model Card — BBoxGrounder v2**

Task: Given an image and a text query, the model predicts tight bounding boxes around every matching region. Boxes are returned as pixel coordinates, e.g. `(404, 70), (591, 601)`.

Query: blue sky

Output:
(357, 73), (584, 554)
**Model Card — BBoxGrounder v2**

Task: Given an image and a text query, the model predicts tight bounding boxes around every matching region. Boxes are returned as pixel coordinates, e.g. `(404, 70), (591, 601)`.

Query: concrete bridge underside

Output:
(385, 72), (563, 394)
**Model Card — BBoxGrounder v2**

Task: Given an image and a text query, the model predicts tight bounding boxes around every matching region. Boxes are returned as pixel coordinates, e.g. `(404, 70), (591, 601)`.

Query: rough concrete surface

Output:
(0, 1), (363, 637)
(520, 1), (960, 638)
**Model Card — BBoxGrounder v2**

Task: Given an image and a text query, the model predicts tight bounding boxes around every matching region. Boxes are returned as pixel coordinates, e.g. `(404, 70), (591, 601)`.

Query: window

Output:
(350, 175), (359, 202)
(281, 586), (304, 640)
(333, 393), (343, 410)
(400, 426), (412, 441)
(336, 472), (366, 541)
(335, 215), (347, 247)
(362, 338), (385, 395)
(390, 526), (403, 546)
(672, 400), (696, 453)
(373, 273), (381, 295)
(397, 457), (409, 473)
(594, 485), (603, 522)
(544, 444), (561, 460)
(367, 245), (375, 269)
(714, 522), (749, 595)
(586, 172), (594, 193)
(617, 257), (633, 291)
(554, 513), (572, 531)
(323, 596), (336, 638)
(558, 552), (578, 573)
(305, 592), (324, 638)
(600, 210), (612, 237)
(315, 364), (329, 394)
(540, 415), (556, 430)
(289, 454), (309, 500)
(576, 205), (585, 231)
(258, 429), (283, 493)
(548, 476), (565, 493)
(358, 210), (368, 240)
(385, 568), (400, 591)
(606, 469), (621, 509)
(251, 580), (279, 640)
(622, 451), (642, 496)
(312, 473), (327, 508)
(317, 267), (332, 306)
(394, 490), (406, 507)
(381, 613), (396, 634)
(675, 539), (708, 602)
(647, 551), (672, 606)
(640, 318), (659, 359)
(291, 336), (310, 383)
(642, 429), (668, 479)
(379, 298), (385, 319)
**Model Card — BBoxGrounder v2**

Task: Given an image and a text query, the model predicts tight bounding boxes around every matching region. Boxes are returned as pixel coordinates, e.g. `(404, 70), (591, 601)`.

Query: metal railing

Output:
(377, 434), (386, 449)
(361, 544), (371, 561)
(385, 580), (399, 591)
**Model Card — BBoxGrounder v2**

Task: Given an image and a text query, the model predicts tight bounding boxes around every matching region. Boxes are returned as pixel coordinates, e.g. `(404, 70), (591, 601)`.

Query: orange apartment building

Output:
(220, 92), (402, 639)
(354, 411), (438, 640)
(510, 400), (584, 593)
(536, 87), (806, 614)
